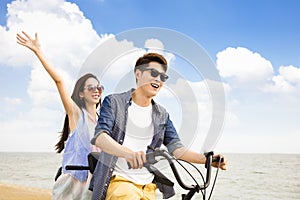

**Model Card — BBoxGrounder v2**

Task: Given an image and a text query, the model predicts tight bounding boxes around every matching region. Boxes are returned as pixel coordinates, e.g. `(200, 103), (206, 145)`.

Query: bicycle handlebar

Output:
(146, 148), (217, 191)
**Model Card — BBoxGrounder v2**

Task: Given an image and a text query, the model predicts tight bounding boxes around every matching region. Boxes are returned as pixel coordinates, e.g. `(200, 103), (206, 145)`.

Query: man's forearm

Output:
(95, 132), (132, 158)
(173, 147), (206, 164)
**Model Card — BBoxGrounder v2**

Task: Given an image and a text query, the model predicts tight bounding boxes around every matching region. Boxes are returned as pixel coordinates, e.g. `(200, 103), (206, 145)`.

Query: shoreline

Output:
(0, 182), (51, 200)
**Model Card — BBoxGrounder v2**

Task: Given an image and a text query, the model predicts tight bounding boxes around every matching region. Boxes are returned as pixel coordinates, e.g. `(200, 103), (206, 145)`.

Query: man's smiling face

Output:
(136, 62), (167, 98)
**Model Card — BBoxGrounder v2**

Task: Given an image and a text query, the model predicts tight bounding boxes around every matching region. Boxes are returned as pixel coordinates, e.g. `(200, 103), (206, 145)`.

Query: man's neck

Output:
(132, 89), (152, 107)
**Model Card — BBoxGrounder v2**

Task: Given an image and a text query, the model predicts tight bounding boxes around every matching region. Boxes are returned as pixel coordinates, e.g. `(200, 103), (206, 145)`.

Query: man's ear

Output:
(135, 69), (142, 81)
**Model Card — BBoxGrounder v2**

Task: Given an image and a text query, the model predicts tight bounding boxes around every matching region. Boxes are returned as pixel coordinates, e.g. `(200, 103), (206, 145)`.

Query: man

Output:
(90, 53), (227, 200)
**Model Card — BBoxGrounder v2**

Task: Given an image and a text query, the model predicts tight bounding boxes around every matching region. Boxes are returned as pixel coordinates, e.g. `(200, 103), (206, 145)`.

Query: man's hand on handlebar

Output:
(212, 154), (228, 170)
(125, 150), (146, 169)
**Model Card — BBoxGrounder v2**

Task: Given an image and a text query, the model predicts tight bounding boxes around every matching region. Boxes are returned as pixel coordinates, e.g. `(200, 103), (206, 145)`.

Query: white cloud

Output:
(216, 47), (300, 99)
(279, 65), (300, 84)
(214, 47), (300, 154)
(3, 97), (22, 105)
(144, 38), (164, 50)
(262, 65), (300, 94)
(2, 0), (101, 69)
(216, 47), (274, 85)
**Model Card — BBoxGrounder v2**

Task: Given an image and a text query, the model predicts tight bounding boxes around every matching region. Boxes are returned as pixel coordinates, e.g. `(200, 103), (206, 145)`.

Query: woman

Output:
(16, 31), (103, 199)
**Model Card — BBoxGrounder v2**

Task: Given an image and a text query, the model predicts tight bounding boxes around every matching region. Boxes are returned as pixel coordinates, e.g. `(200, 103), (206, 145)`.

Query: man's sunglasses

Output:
(139, 67), (169, 82)
(84, 85), (104, 92)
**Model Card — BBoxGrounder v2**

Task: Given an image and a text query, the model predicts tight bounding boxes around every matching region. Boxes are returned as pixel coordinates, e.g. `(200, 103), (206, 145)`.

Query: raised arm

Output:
(16, 31), (76, 120)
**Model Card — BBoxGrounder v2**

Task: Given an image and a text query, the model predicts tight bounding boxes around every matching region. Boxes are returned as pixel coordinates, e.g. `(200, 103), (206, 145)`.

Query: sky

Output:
(0, 0), (299, 153)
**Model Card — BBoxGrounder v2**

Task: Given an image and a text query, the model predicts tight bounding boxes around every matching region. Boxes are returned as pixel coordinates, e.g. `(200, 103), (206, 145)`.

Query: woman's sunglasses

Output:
(139, 67), (169, 82)
(84, 85), (104, 92)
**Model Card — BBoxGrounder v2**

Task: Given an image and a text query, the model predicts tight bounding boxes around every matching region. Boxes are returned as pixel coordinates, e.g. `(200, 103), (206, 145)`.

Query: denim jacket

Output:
(90, 89), (184, 199)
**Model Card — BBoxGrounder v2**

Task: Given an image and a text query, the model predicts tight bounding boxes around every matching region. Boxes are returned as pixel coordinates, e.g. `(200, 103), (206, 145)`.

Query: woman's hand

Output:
(16, 31), (41, 53)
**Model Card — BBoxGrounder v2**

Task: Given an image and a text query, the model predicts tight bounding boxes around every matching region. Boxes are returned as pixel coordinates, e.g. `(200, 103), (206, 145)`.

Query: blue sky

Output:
(66, 0), (300, 67)
(0, 0), (299, 153)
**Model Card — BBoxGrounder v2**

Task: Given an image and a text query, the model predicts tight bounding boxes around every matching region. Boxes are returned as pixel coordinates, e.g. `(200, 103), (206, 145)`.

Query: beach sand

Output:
(0, 182), (51, 200)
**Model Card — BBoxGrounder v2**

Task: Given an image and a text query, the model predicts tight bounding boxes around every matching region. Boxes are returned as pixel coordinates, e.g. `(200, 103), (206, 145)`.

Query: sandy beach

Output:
(0, 182), (51, 200)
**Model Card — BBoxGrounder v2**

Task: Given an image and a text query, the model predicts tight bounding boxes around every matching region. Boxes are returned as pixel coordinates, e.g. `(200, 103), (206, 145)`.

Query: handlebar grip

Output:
(65, 165), (90, 170)
(212, 156), (224, 163)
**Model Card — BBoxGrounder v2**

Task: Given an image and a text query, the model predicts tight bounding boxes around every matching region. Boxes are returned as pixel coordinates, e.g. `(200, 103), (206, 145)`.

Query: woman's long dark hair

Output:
(55, 73), (101, 153)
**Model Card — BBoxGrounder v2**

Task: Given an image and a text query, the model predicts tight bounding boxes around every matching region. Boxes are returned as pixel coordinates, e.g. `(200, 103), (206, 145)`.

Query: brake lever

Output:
(146, 151), (158, 164)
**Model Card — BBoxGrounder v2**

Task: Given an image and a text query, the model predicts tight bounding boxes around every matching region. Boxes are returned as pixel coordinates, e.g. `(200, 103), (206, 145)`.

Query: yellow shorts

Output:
(105, 175), (157, 200)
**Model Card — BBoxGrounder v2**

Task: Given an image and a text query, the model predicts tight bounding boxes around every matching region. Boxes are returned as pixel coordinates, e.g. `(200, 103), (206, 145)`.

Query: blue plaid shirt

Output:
(90, 89), (184, 200)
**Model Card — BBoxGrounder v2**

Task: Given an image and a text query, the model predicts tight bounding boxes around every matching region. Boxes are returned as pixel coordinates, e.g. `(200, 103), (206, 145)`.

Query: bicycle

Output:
(65, 147), (223, 200)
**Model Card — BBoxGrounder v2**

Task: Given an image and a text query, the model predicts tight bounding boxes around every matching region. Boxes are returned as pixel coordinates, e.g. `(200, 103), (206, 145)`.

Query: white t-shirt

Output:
(113, 101), (154, 185)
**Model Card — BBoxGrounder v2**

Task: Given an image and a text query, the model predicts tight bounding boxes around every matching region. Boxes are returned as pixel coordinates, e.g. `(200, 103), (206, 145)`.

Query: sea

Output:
(0, 152), (299, 200)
